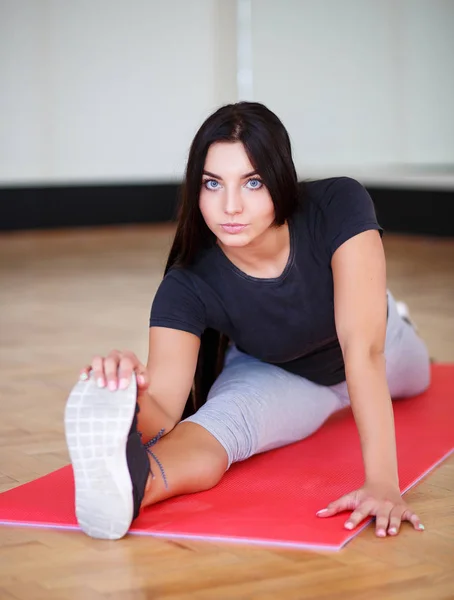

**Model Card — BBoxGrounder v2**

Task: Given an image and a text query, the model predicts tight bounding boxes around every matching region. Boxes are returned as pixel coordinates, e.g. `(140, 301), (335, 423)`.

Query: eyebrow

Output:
(202, 170), (259, 180)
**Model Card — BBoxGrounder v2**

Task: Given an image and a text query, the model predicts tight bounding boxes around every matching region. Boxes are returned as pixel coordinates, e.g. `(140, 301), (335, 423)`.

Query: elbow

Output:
(342, 342), (386, 370)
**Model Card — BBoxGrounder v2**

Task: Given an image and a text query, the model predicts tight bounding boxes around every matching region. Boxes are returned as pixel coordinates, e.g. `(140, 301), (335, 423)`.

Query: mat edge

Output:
(1, 429), (452, 552)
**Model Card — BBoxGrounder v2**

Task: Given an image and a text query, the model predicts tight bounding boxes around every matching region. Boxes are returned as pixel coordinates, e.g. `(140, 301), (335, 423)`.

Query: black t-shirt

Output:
(150, 177), (383, 386)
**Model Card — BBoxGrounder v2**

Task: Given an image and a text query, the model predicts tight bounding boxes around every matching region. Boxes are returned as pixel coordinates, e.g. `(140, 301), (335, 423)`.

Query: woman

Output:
(65, 102), (431, 541)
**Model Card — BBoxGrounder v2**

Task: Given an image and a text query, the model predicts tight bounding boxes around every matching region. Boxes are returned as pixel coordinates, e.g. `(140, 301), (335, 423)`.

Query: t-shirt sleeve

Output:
(319, 177), (383, 259)
(149, 270), (206, 337)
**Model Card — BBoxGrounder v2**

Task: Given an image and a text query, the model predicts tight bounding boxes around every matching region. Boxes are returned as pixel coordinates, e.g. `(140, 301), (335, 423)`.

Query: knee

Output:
(413, 351), (432, 396)
(189, 445), (227, 491)
(415, 361), (432, 395)
(178, 423), (229, 491)
(398, 359), (432, 398)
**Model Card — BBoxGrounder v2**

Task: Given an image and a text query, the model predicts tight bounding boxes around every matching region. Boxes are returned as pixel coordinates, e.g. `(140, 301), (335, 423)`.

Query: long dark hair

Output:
(164, 101), (300, 419)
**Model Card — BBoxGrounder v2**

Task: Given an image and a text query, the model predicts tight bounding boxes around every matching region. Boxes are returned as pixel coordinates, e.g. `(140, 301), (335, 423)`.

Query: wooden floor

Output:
(0, 225), (453, 600)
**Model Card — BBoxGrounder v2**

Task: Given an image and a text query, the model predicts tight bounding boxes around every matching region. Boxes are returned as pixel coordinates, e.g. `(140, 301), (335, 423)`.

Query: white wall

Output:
(400, 0), (454, 164)
(250, 0), (454, 180)
(0, 0), (237, 185)
(1, 0), (453, 187)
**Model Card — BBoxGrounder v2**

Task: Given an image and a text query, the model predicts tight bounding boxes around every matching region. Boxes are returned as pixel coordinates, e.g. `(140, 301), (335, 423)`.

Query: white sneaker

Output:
(64, 374), (150, 540)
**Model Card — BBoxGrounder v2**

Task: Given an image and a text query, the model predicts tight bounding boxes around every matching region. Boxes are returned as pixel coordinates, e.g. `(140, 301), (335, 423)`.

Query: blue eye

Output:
(246, 178), (263, 189)
(203, 179), (220, 190)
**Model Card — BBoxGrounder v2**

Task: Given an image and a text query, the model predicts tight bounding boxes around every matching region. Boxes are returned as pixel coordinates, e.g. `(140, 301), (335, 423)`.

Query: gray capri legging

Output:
(183, 291), (431, 468)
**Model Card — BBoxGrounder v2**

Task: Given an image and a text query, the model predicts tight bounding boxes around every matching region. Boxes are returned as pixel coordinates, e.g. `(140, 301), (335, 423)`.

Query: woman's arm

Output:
(318, 229), (423, 536)
(138, 326), (201, 441)
(331, 229), (398, 486)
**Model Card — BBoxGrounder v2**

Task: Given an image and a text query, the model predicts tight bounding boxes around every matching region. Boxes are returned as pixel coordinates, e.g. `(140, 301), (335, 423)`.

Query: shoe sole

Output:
(64, 374), (137, 540)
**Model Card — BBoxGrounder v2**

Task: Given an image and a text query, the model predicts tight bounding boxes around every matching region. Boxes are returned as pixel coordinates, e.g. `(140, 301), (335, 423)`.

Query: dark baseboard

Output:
(0, 182), (181, 231)
(0, 181), (453, 237)
(366, 186), (454, 237)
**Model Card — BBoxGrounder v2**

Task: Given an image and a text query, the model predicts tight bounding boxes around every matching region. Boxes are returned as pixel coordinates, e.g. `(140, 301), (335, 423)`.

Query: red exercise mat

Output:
(1, 364), (453, 551)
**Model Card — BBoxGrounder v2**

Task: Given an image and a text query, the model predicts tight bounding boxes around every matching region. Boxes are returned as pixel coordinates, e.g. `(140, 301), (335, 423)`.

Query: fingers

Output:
(104, 351), (124, 391)
(117, 354), (136, 390)
(317, 494), (358, 518)
(117, 351), (149, 390)
(316, 489), (426, 538)
(79, 365), (92, 381)
(375, 507), (393, 537)
(80, 350), (147, 392)
(344, 501), (375, 531)
(379, 506), (425, 537)
(91, 355), (106, 388)
(402, 508), (425, 532)
(135, 364), (150, 390)
(386, 505), (405, 536)
(348, 504), (425, 537)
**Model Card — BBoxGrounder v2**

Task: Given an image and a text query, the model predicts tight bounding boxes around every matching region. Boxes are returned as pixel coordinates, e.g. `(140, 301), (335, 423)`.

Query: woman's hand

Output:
(80, 350), (149, 392)
(316, 482), (425, 537)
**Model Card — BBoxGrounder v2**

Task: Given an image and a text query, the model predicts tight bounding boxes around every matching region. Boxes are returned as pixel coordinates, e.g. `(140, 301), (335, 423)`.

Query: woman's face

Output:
(199, 141), (275, 248)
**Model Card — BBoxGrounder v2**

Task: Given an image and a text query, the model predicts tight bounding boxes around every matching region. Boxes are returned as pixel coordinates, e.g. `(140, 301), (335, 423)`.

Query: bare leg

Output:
(141, 422), (229, 508)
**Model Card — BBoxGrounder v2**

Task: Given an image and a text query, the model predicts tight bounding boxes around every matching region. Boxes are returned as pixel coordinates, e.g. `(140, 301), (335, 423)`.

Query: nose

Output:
(224, 188), (243, 216)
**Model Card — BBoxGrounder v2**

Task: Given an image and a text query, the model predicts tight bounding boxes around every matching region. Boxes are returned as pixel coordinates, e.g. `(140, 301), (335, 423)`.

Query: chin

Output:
(221, 237), (251, 247)
(217, 231), (249, 245)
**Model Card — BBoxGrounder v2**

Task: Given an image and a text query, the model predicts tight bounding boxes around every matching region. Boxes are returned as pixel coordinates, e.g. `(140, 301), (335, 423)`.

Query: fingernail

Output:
(345, 522), (354, 530)
(119, 378), (129, 390)
(418, 524), (425, 531)
(79, 372), (88, 381)
(316, 509), (328, 516)
(377, 529), (386, 537)
(388, 527), (397, 535)
(108, 380), (117, 391)
(137, 374), (145, 385)
(97, 378), (105, 388)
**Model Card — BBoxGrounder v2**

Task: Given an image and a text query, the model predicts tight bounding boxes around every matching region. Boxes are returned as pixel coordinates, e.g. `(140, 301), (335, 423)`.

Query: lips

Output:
(220, 224), (248, 234)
